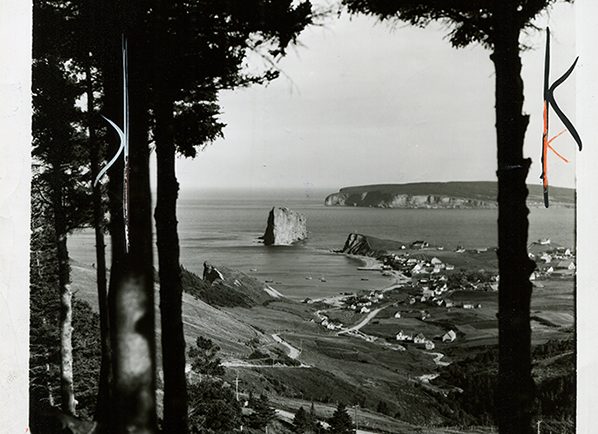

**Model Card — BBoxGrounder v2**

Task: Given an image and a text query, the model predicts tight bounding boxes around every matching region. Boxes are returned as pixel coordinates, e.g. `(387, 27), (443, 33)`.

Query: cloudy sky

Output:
(163, 1), (577, 193)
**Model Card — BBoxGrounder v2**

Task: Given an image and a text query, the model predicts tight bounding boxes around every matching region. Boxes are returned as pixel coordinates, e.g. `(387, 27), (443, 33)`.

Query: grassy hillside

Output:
(181, 265), (274, 308)
(336, 181), (574, 205)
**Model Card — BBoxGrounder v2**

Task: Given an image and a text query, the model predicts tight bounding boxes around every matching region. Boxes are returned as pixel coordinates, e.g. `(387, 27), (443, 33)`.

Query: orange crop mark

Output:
(542, 102), (549, 190)
(547, 129), (570, 163)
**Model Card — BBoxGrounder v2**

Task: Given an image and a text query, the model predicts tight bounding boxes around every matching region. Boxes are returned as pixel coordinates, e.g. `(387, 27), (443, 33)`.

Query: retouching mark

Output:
(541, 27), (582, 208)
(93, 36), (130, 250)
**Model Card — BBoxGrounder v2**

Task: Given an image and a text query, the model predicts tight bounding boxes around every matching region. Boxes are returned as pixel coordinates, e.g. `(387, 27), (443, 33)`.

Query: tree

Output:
(341, 1), (572, 432)
(327, 403), (354, 434)
(32, 56), (92, 417)
(187, 378), (242, 434)
(246, 393), (277, 430)
(33, 0), (113, 420)
(150, 3), (313, 433)
(188, 336), (225, 377)
(93, 1), (158, 432)
(294, 406), (310, 433)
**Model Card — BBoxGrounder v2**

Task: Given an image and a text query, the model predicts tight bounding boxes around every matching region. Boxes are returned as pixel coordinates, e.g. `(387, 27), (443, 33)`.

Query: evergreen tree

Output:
(32, 54), (93, 416)
(341, 1), (574, 432)
(293, 407), (310, 433)
(327, 403), (355, 434)
(187, 378), (242, 434)
(188, 336), (225, 377)
(150, 3), (313, 432)
(247, 393), (277, 430)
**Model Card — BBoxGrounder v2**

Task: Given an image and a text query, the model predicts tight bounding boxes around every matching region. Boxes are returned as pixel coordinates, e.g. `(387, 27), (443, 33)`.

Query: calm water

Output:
(69, 189), (574, 300)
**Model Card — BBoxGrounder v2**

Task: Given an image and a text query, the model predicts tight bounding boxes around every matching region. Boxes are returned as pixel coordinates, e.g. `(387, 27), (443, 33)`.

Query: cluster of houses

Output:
(314, 313), (344, 331)
(344, 291), (385, 313)
(395, 329), (457, 349)
(528, 242), (576, 279)
(382, 253), (455, 276)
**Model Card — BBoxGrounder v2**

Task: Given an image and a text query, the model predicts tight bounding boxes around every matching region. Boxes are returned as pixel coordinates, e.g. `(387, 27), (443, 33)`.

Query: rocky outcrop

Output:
(340, 233), (405, 258)
(203, 262), (224, 284)
(261, 207), (307, 246)
(325, 191), (495, 209)
(341, 233), (377, 256)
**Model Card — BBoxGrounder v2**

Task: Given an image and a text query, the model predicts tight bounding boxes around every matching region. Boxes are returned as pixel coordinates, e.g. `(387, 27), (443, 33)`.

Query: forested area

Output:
(431, 339), (575, 433)
(30, 1), (314, 432)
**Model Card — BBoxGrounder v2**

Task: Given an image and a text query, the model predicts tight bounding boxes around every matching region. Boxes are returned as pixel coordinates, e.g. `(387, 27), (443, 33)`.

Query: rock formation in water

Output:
(261, 206), (307, 246)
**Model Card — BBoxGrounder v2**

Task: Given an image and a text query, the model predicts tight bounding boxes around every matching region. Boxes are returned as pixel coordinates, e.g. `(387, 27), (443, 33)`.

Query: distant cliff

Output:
(325, 182), (574, 209)
(262, 206), (307, 246)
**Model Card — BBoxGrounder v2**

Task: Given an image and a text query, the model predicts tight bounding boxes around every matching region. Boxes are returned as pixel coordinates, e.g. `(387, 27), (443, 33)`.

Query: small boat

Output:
(361, 278), (369, 281)
(319, 277), (327, 282)
(305, 275), (313, 280)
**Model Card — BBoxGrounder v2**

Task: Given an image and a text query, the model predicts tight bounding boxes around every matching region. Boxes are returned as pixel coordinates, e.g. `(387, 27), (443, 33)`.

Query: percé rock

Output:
(262, 206), (307, 246)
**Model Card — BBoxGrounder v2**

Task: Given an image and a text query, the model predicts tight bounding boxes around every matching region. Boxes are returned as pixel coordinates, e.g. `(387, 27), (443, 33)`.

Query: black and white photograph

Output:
(2, 0), (598, 433)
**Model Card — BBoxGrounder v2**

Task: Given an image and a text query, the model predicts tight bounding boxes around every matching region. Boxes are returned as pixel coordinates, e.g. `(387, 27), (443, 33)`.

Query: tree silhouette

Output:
(327, 403), (355, 434)
(188, 336), (225, 377)
(150, 3), (313, 432)
(341, 1), (573, 432)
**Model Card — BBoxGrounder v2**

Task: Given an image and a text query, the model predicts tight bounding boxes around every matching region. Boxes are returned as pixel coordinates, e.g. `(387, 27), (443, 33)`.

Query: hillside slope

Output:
(325, 182), (574, 208)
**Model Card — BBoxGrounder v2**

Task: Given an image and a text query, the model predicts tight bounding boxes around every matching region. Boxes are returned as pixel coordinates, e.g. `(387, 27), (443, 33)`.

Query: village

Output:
(307, 238), (576, 353)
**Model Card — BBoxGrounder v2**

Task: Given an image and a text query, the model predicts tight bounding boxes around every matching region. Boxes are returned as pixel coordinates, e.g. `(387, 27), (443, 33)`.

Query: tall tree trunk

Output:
(107, 18), (158, 433)
(50, 175), (77, 416)
(85, 59), (112, 422)
(491, 6), (536, 434)
(155, 97), (189, 433)
(152, 0), (189, 430)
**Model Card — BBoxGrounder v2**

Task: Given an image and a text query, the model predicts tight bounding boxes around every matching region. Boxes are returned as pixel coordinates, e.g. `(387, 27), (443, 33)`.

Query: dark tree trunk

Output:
(154, 97), (189, 433)
(491, 6), (536, 434)
(107, 17), (158, 433)
(50, 174), (76, 416)
(85, 59), (112, 423)
(97, 2), (158, 431)
(152, 0), (189, 430)
(96, 4), (123, 430)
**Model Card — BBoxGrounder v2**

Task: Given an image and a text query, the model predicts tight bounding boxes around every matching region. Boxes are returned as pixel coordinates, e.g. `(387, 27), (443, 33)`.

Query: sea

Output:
(68, 188), (575, 301)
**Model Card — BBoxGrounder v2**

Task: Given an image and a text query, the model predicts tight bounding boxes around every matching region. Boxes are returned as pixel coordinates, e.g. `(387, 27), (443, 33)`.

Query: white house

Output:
(396, 330), (413, 342)
(442, 330), (457, 342)
(360, 306), (371, 314)
(425, 341), (435, 350)
(556, 260), (575, 270)
(413, 333), (427, 344)
(394, 312), (401, 319)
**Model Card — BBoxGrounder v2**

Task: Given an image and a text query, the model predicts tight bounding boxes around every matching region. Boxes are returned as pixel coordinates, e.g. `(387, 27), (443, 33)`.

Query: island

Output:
(324, 181), (575, 208)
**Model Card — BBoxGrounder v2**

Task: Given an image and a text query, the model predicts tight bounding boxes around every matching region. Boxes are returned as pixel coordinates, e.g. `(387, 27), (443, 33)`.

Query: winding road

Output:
(222, 333), (310, 368)
(337, 307), (385, 335)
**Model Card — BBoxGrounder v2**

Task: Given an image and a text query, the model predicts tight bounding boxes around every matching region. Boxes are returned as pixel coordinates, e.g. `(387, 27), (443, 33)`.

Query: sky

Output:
(161, 1), (577, 193)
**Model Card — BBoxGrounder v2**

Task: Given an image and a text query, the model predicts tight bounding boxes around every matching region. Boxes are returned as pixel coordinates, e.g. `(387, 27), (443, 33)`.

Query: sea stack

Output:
(262, 206), (307, 246)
